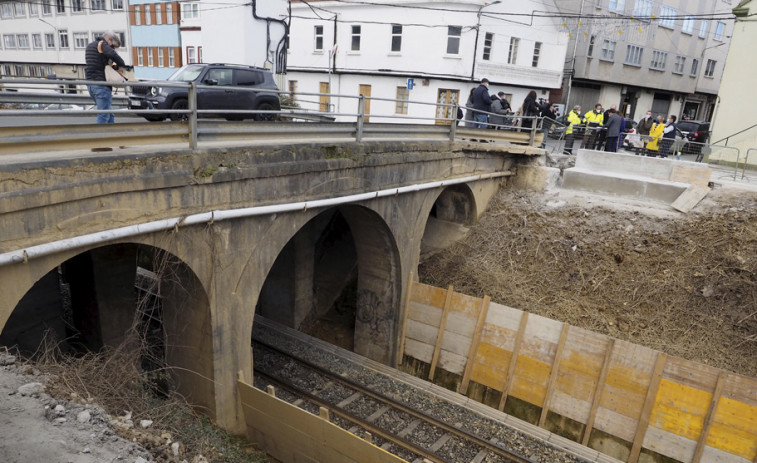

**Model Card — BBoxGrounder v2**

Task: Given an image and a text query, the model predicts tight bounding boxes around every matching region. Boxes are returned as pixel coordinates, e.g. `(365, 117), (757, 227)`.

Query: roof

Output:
(733, 0), (754, 17)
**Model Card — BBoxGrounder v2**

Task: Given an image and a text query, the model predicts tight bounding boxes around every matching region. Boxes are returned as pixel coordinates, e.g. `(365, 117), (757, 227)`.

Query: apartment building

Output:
(557, 0), (735, 122)
(128, 0), (182, 79)
(286, 0), (569, 122)
(0, 0), (132, 80)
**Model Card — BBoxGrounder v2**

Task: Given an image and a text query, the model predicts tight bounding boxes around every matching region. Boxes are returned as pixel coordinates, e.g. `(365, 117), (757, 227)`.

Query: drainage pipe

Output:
(0, 172), (511, 267)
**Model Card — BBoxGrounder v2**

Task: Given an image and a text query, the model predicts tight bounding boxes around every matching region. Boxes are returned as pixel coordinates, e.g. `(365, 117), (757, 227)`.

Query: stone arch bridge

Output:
(0, 140), (537, 432)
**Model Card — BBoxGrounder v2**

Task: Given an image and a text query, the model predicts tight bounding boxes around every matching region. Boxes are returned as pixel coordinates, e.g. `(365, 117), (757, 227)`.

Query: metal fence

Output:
(0, 78), (547, 155)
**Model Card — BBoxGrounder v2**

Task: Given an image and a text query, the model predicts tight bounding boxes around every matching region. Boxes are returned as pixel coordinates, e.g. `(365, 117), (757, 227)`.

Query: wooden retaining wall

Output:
(238, 378), (404, 463)
(398, 278), (757, 463)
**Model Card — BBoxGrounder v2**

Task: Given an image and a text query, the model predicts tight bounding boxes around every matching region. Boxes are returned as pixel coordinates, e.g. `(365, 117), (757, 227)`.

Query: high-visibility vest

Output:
(583, 110), (604, 126)
(566, 111), (582, 135)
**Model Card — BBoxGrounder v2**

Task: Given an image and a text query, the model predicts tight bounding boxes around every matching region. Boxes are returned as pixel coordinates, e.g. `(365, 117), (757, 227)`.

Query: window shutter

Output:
(163, 47), (169, 67)
(175, 46), (182, 66)
(132, 47), (138, 65)
(150, 3), (156, 25)
(129, 6), (136, 25)
(153, 47), (159, 66)
(161, 2), (167, 24)
(140, 5), (146, 25)
(172, 1), (180, 24)
(142, 47), (149, 65)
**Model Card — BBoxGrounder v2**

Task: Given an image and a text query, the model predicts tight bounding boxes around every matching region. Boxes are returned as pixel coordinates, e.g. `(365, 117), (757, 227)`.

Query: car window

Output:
(678, 122), (697, 132)
(168, 65), (204, 82)
(235, 70), (264, 86)
(206, 68), (233, 86)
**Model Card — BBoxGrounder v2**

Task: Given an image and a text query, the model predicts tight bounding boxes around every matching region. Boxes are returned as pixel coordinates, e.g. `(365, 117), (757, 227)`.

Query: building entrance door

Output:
(319, 82), (330, 112)
(359, 84), (371, 123)
(436, 89), (459, 125)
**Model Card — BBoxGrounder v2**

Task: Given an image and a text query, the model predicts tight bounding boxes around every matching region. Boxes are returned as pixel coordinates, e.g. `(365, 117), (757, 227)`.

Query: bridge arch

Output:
(420, 183), (479, 260)
(0, 242), (216, 417)
(256, 204), (402, 364)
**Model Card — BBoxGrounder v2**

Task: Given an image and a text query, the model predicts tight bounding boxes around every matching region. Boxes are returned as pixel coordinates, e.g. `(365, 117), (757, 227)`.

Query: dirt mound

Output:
(419, 188), (757, 378)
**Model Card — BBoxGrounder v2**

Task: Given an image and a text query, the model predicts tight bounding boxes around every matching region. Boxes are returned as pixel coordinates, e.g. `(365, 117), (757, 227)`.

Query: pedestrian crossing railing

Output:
(0, 77), (547, 155)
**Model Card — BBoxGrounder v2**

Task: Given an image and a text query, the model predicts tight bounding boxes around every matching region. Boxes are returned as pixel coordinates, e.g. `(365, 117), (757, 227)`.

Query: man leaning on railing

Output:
(85, 31), (126, 124)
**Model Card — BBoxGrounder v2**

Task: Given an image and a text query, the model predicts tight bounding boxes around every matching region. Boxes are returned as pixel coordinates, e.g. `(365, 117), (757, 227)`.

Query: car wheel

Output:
(169, 99), (189, 122)
(255, 102), (276, 121)
(143, 115), (165, 122)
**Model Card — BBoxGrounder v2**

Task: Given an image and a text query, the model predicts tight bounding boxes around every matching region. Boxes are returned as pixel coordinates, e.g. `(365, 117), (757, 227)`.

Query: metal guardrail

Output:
(0, 77), (546, 155)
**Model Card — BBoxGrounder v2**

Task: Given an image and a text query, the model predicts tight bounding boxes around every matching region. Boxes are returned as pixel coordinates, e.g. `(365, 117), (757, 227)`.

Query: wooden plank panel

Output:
(444, 311), (477, 338)
(708, 396), (757, 459)
(642, 425), (697, 463)
(693, 372), (727, 463)
(498, 312), (529, 411)
(629, 352), (667, 463)
(429, 286), (454, 381)
(410, 282), (448, 307)
(519, 335), (557, 364)
(549, 389), (592, 424)
(649, 378), (712, 440)
(582, 338), (615, 446)
(593, 406), (638, 442)
(439, 329), (473, 358)
(555, 364), (601, 402)
(663, 356), (720, 392)
(721, 373), (757, 408)
(599, 383), (646, 422)
(539, 323), (569, 427)
(484, 302), (524, 331)
(459, 295), (490, 394)
(407, 302), (442, 326)
(523, 312), (563, 345)
(438, 348), (467, 375)
(448, 291), (481, 318)
(403, 338), (434, 363)
(701, 445), (755, 463)
(472, 341), (512, 372)
(404, 319), (439, 345)
(471, 355), (511, 390)
(479, 323), (518, 351)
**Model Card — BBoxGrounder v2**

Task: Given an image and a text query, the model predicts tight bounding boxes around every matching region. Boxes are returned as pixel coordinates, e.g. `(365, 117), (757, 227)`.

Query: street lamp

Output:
(470, 1), (502, 80)
(38, 17), (61, 72)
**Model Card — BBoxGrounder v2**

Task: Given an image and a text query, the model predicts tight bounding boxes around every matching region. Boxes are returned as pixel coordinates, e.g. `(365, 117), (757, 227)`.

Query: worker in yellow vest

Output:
(581, 104), (604, 149)
(563, 105), (582, 155)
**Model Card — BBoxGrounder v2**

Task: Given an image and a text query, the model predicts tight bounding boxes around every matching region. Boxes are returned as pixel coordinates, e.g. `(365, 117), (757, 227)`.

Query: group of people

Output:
(462, 78), (558, 146)
(563, 103), (678, 157)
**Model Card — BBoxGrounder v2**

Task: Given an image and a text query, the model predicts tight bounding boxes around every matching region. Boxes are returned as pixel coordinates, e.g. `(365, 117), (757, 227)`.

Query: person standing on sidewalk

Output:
(563, 105), (582, 155)
(85, 32), (126, 124)
(471, 78), (493, 129)
(659, 115), (678, 158)
(636, 110), (654, 155)
(603, 108), (622, 152)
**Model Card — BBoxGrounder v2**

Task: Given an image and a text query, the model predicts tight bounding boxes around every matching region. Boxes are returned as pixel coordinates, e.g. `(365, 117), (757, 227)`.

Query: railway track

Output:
(253, 337), (536, 463)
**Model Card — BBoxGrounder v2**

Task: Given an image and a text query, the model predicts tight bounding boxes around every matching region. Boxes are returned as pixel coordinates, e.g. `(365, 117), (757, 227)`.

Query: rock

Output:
(54, 417), (67, 425)
(171, 442), (180, 456)
(82, 447), (91, 454)
(18, 382), (45, 396)
(139, 419), (153, 429)
(0, 353), (16, 366)
(77, 410), (91, 423)
(55, 404), (66, 414)
(192, 456), (209, 463)
(134, 457), (148, 463)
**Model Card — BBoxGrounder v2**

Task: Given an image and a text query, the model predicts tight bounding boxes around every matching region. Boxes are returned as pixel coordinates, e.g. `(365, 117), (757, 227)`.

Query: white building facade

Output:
(0, 0), (133, 81)
(286, 0), (569, 122)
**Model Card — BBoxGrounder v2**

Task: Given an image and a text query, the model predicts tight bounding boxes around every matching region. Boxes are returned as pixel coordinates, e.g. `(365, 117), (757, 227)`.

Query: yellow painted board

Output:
(599, 383), (646, 419)
(649, 379), (712, 440)
(706, 420), (757, 460)
(510, 376), (547, 406)
(712, 396), (757, 433)
(555, 368), (600, 402)
(604, 362), (655, 397)
(473, 341), (513, 372)
(519, 336), (557, 364)
(560, 351), (605, 381)
(449, 291), (482, 318)
(722, 373), (757, 408)
(471, 360), (509, 390)
(663, 355), (720, 392)
(411, 283), (448, 308)
(511, 355), (552, 388)
(480, 324), (518, 351)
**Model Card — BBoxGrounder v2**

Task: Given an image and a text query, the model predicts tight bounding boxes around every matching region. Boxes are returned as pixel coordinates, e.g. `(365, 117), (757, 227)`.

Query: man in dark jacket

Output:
(539, 99), (556, 148)
(471, 78), (493, 129)
(85, 32), (126, 124)
(603, 108), (623, 152)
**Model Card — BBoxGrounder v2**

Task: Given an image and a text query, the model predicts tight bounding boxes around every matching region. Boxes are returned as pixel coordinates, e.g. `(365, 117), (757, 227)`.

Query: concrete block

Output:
(512, 165), (560, 191)
(562, 168), (688, 204)
(576, 149), (673, 180)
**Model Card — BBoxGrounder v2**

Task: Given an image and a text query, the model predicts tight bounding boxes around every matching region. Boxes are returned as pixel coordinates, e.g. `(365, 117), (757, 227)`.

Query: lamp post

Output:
(563, 0), (586, 111)
(38, 17), (61, 73)
(470, 1), (501, 80)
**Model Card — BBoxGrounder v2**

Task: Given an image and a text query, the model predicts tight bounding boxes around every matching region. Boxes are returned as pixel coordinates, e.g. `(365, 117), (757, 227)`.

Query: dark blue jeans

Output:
(87, 84), (114, 124)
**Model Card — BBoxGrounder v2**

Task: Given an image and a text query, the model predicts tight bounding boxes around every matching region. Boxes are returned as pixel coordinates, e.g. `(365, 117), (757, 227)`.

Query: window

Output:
(166, 3), (172, 24)
(587, 35), (596, 57)
(389, 24), (402, 52)
(148, 48), (154, 66)
(650, 50), (667, 70)
(532, 41), (542, 67)
(59, 30), (69, 48)
(207, 68), (232, 85)
(682, 16), (694, 34)
(136, 47), (144, 66)
(181, 2), (199, 19)
(157, 47), (164, 66)
(2, 64), (11, 76)
(145, 4), (151, 24)
(396, 86), (409, 114)
(699, 20), (709, 38)
(112, 0), (123, 10)
(314, 25), (324, 51)
(483, 32), (493, 61)
(4, 35), (17, 49)
(0, 3), (12, 18)
(674, 55), (685, 74)
(659, 6), (675, 29)
(625, 44), (643, 66)
(187, 47), (196, 64)
(508, 37), (519, 64)
(32, 34), (42, 48)
(45, 33), (55, 48)
(447, 26), (461, 55)
(71, 0), (83, 13)
(235, 70), (263, 86)
(56, 0), (65, 13)
(168, 48), (175, 67)
(609, 0), (625, 13)
(74, 32), (88, 48)
(691, 58), (699, 76)
(17, 34), (30, 48)
(14, 1), (26, 16)
(117, 31), (126, 48)
(351, 25), (361, 51)
(156, 3), (162, 24)
(704, 59), (716, 77)
(41, 0), (51, 14)
(714, 22), (725, 41)
(600, 39), (616, 61)
(29, 1), (38, 15)
(134, 5), (141, 24)
(15, 65), (25, 76)
(633, 0), (652, 21)
(198, 46), (202, 63)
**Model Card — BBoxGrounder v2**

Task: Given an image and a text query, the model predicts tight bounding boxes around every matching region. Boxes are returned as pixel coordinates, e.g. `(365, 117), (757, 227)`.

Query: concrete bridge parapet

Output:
(0, 140), (539, 433)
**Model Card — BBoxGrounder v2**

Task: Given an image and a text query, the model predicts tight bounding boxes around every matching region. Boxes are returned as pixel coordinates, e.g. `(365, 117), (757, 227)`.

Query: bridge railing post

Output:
(529, 116), (538, 146)
(449, 104), (458, 142)
(356, 95), (365, 143)
(188, 82), (198, 150)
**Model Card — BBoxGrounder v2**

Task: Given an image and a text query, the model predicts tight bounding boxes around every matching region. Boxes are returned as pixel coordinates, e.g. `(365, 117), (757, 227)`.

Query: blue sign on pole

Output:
(407, 78), (414, 90)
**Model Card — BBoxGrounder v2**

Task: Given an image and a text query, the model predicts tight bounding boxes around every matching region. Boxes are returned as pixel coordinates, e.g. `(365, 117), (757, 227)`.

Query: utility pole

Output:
(470, 1), (501, 81)
(563, 0), (586, 109)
